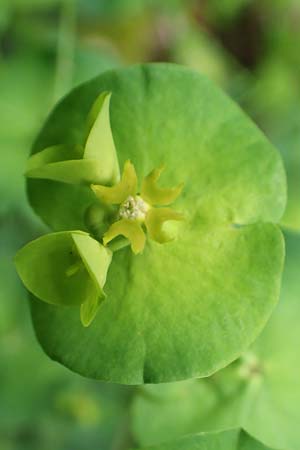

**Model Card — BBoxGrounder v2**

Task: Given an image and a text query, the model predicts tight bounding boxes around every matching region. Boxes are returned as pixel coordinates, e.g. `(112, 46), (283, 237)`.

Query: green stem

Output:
(65, 261), (82, 277)
(53, 0), (76, 103)
(107, 237), (131, 253)
(85, 205), (131, 253)
(111, 387), (137, 450)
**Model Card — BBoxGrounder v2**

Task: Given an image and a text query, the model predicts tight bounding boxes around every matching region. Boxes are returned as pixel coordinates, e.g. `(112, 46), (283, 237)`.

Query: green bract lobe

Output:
(16, 64), (286, 384)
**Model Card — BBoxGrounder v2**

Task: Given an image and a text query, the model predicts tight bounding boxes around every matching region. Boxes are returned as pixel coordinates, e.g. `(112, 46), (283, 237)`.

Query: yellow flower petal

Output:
(91, 160), (137, 204)
(103, 219), (146, 254)
(145, 208), (184, 244)
(141, 165), (184, 206)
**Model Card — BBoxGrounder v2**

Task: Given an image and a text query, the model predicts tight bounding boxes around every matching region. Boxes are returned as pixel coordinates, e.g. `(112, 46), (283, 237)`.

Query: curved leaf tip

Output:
(84, 91), (120, 185)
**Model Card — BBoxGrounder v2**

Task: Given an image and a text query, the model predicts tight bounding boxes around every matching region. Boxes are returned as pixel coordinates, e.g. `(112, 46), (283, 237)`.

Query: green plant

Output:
(15, 64), (288, 448)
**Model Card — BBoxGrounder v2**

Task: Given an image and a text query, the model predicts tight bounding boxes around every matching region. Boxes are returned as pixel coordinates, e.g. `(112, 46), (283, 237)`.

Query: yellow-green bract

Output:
(21, 63), (286, 384)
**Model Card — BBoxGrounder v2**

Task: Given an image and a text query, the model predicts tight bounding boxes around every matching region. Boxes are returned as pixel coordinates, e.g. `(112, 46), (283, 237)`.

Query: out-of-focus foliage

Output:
(132, 428), (279, 450)
(1, 0), (300, 448)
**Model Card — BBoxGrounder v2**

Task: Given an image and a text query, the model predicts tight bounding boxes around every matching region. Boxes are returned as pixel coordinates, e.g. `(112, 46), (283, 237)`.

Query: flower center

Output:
(118, 195), (150, 222)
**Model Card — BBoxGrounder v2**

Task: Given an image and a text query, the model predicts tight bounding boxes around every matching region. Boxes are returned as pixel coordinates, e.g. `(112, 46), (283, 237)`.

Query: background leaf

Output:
(132, 428), (279, 450)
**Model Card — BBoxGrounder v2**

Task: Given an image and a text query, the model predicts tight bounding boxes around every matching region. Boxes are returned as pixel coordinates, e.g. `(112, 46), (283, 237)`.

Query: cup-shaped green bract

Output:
(132, 429), (278, 450)
(15, 231), (112, 327)
(26, 64), (286, 384)
(132, 232), (300, 448)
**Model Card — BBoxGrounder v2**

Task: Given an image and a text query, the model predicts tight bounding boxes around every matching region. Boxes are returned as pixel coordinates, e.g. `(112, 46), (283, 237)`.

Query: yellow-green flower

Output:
(91, 161), (184, 254)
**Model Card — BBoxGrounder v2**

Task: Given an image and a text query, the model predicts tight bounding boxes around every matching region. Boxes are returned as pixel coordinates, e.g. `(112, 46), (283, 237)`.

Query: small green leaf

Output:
(84, 91), (120, 185)
(132, 429), (279, 450)
(25, 143), (117, 186)
(15, 231), (92, 306)
(27, 158), (112, 185)
(26, 125), (118, 185)
(26, 92), (121, 221)
(15, 231), (112, 327)
(26, 144), (83, 171)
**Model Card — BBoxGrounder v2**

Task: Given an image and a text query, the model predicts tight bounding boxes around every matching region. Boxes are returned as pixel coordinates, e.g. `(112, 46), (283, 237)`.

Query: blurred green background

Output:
(1, 0), (299, 449)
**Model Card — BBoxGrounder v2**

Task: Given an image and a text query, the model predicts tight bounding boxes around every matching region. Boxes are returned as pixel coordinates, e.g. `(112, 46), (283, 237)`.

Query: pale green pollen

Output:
(118, 195), (150, 222)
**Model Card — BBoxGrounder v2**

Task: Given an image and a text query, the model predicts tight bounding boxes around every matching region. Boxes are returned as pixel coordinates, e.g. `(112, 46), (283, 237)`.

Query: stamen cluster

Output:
(92, 160), (184, 254)
(119, 195), (149, 221)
